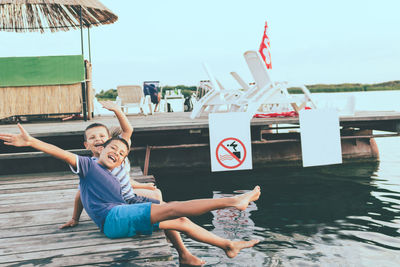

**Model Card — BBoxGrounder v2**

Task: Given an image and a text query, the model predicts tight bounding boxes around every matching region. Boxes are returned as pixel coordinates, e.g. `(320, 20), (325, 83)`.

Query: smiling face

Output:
(98, 139), (129, 170)
(84, 126), (110, 157)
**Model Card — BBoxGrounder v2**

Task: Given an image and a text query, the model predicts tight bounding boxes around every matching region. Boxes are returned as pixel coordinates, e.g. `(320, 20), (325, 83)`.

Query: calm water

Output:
(154, 91), (400, 266)
(156, 137), (400, 266)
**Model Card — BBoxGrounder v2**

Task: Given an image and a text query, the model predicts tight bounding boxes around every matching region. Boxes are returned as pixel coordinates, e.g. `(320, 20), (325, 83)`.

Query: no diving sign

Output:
(209, 113), (252, 172)
(216, 137), (247, 169)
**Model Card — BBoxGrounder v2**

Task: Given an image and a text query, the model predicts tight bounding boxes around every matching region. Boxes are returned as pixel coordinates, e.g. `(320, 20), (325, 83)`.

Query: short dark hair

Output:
(84, 123), (110, 141)
(103, 137), (130, 155)
(110, 126), (122, 138)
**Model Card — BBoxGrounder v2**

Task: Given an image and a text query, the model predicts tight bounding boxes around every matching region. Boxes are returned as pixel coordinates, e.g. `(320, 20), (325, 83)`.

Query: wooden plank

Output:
(0, 220), (96, 239)
(1, 247), (173, 267)
(0, 175), (76, 185)
(1, 230), (166, 255)
(133, 175), (156, 183)
(131, 166), (143, 173)
(0, 199), (77, 213)
(0, 188), (76, 204)
(0, 179), (77, 191)
(0, 207), (89, 228)
(0, 171), (76, 183)
(3, 185), (77, 194)
(1, 245), (172, 266)
(0, 237), (172, 266)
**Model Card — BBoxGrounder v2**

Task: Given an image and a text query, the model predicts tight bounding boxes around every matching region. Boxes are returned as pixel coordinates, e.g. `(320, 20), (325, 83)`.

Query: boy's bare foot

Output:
(179, 252), (206, 266)
(234, 186), (261, 211)
(225, 239), (260, 258)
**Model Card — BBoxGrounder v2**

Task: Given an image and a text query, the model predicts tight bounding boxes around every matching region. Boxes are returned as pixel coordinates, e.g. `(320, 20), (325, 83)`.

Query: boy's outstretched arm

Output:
(0, 124), (77, 168)
(60, 190), (84, 229)
(99, 101), (133, 142)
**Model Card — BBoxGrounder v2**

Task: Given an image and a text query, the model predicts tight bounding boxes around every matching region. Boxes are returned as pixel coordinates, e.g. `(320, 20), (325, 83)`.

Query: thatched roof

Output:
(0, 0), (118, 33)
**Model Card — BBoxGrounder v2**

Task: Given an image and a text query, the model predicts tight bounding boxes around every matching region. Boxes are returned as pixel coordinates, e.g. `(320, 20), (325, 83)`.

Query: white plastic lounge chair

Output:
(241, 50), (317, 115)
(191, 51), (318, 119)
(190, 64), (242, 119)
(230, 71), (250, 91)
(116, 85), (147, 115)
(224, 51), (286, 116)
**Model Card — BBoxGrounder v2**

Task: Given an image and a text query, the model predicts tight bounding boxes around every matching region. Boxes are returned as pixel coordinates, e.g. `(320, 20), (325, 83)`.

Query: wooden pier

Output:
(0, 111), (399, 265)
(0, 110), (399, 136)
(0, 167), (176, 266)
(1, 111), (399, 174)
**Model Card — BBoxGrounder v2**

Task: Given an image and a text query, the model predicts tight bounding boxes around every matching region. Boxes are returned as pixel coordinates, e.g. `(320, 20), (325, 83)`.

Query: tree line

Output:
(96, 81), (400, 100)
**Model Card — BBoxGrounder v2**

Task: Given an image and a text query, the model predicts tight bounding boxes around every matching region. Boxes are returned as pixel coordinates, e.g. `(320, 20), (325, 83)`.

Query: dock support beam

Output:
(144, 145), (152, 175)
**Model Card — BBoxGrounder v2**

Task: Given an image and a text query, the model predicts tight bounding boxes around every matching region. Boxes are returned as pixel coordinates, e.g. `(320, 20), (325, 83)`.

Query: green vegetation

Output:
(96, 88), (118, 100)
(161, 85), (197, 98)
(288, 80), (400, 94)
(95, 81), (400, 100)
(95, 85), (197, 100)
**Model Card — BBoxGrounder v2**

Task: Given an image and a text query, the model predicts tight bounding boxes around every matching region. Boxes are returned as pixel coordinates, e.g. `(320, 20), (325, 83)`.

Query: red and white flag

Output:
(259, 21), (272, 69)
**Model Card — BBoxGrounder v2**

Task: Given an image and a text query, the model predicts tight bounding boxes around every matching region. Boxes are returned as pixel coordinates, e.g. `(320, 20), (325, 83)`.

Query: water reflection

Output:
(211, 192), (257, 241)
(156, 159), (400, 266)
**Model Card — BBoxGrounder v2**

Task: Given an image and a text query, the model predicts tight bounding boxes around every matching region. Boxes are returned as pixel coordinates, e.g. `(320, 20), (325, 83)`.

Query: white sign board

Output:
(209, 112), (252, 172)
(299, 109), (342, 167)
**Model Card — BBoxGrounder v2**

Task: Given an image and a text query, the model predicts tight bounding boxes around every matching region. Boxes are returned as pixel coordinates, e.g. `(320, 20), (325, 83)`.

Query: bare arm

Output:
(0, 124), (77, 168)
(60, 190), (84, 229)
(130, 179), (156, 190)
(99, 101), (133, 142)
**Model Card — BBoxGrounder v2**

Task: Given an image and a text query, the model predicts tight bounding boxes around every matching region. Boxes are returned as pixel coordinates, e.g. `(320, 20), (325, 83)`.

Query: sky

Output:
(1, 0), (399, 92)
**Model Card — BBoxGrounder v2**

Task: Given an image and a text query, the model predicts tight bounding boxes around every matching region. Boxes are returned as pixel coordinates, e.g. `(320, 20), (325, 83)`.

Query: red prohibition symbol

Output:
(216, 137), (247, 169)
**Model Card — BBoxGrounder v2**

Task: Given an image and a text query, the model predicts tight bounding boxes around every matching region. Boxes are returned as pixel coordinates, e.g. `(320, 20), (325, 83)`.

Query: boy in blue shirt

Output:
(61, 101), (202, 265)
(61, 101), (162, 230)
(1, 124), (261, 263)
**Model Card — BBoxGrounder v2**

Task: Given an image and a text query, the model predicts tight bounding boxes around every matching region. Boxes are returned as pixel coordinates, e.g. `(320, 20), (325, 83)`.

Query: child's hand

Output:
(0, 123), (32, 147)
(142, 182), (157, 190)
(59, 218), (79, 229)
(99, 101), (121, 112)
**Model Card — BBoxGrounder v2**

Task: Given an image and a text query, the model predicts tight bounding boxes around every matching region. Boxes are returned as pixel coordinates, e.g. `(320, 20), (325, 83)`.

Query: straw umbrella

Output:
(0, 0), (118, 60)
(0, 0), (118, 120)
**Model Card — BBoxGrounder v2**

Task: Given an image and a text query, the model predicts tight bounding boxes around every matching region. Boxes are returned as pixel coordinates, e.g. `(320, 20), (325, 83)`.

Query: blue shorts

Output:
(103, 203), (159, 238)
(126, 195), (160, 204)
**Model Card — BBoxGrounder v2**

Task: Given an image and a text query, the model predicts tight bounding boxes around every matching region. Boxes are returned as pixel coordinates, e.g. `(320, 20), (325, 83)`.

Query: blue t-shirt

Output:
(71, 156), (126, 232)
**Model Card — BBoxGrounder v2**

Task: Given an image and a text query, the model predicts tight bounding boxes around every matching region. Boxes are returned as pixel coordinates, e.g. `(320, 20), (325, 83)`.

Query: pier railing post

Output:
(144, 145), (152, 175)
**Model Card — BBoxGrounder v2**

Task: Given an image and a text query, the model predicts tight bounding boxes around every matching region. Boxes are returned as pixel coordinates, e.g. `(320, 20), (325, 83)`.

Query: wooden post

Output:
(79, 6), (84, 58)
(81, 82), (88, 121)
(143, 145), (152, 176)
(85, 60), (94, 119)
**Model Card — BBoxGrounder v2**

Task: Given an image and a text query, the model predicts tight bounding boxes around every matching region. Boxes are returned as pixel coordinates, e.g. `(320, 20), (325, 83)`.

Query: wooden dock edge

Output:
(0, 167), (176, 266)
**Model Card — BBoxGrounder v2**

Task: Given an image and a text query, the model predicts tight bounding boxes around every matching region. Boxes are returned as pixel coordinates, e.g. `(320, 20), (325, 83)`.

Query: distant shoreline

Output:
(288, 80), (400, 94)
(96, 80), (400, 100)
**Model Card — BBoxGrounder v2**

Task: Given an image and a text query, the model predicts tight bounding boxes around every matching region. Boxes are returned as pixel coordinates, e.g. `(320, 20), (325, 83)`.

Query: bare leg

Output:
(150, 186), (261, 223)
(164, 229), (205, 266)
(133, 193), (203, 265)
(160, 217), (259, 259)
